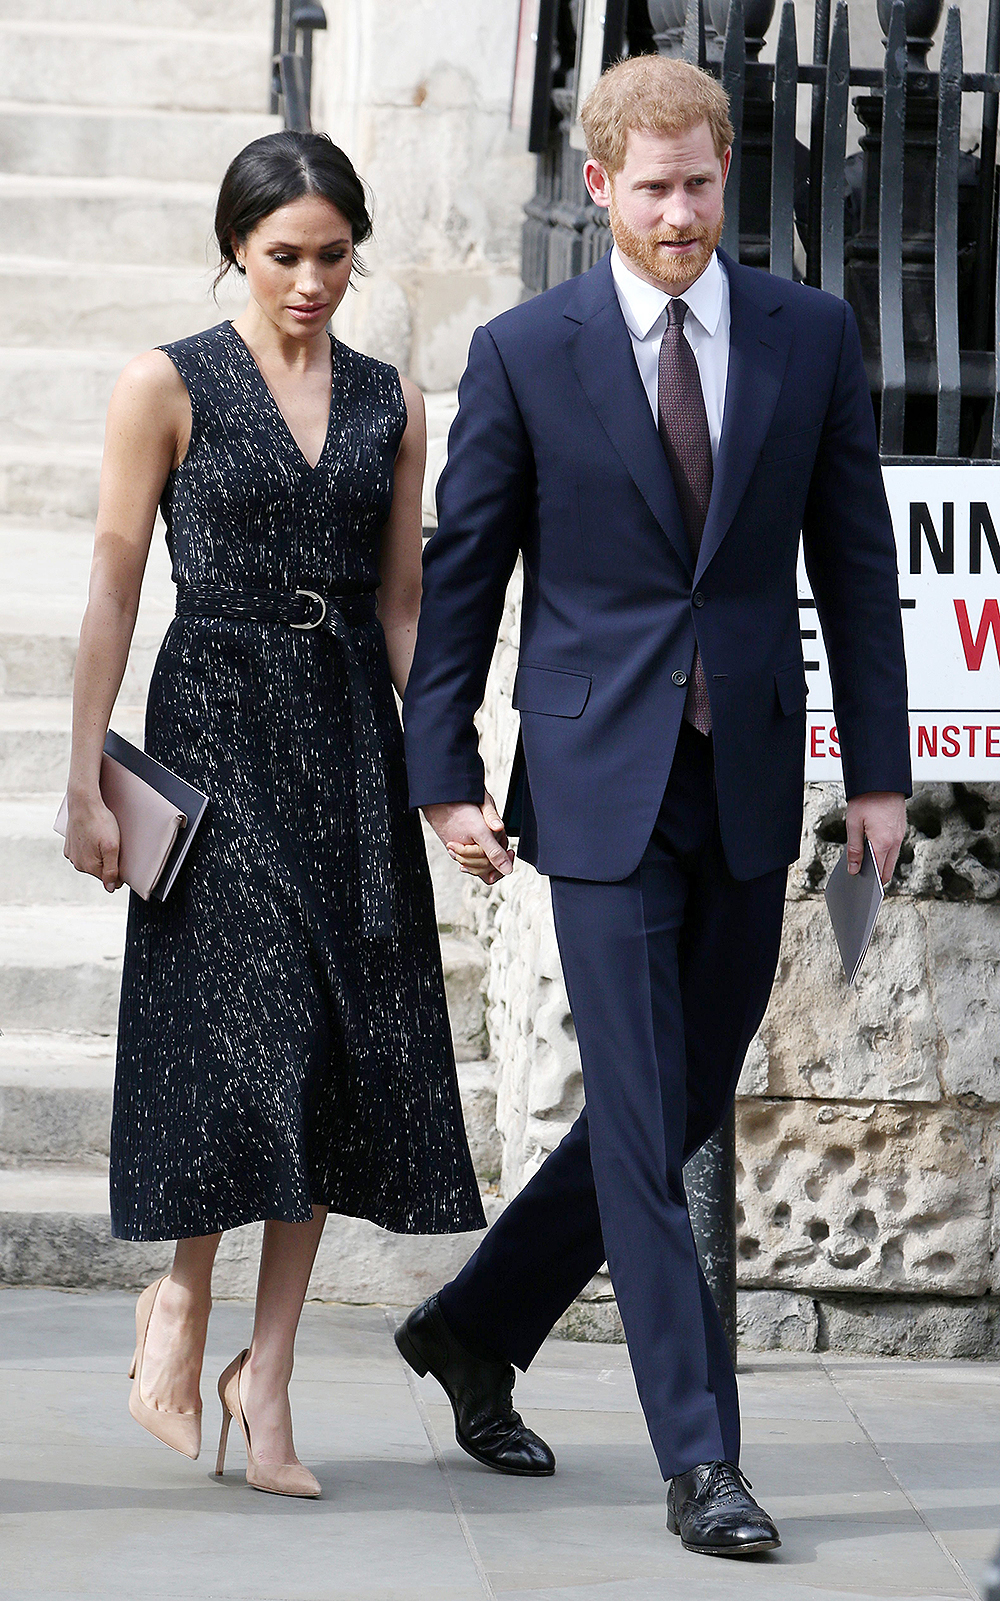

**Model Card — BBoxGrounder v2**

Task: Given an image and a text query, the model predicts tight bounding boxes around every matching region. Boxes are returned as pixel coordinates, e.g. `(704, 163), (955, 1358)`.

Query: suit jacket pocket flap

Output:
(758, 423), (823, 464)
(775, 663), (808, 715)
(513, 665), (592, 718)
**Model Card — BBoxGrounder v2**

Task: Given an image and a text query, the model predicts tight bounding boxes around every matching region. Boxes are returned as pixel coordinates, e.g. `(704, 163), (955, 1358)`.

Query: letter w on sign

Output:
(954, 598), (1000, 670)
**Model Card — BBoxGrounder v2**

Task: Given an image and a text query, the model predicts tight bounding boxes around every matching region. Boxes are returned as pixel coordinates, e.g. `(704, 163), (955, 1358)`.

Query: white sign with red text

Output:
(802, 463), (1000, 780)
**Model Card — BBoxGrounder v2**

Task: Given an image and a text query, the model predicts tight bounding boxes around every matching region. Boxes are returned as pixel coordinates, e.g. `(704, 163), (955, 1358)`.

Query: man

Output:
(397, 55), (910, 1556)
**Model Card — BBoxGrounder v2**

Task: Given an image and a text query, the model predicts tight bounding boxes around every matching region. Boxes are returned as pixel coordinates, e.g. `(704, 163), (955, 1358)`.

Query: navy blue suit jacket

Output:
(403, 249), (911, 883)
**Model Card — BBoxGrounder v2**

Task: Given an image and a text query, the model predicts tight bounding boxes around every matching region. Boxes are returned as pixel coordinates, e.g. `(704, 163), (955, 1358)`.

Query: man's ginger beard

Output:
(608, 182), (724, 288)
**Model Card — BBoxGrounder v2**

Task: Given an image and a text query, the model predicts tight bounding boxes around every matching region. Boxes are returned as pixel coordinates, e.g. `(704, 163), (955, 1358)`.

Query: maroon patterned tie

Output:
(657, 298), (712, 735)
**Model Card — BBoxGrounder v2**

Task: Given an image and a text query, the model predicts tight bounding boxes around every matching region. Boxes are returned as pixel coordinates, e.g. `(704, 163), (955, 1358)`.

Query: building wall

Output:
(315, 0), (534, 390)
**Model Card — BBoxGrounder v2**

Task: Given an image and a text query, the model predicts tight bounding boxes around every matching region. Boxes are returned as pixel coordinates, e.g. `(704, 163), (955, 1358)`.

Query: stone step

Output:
(0, 614), (165, 701)
(0, 798), (109, 905)
(0, 905), (126, 1034)
(0, 902), (487, 1047)
(0, 22), (270, 116)
(0, 444), (102, 521)
(0, 0), (272, 29)
(0, 175), (219, 269)
(0, 1163), (499, 1297)
(0, 1032), (499, 1179)
(0, 1032), (115, 1160)
(0, 1164), (172, 1290)
(0, 516), (174, 697)
(0, 697), (145, 793)
(0, 257), (245, 350)
(0, 102), (278, 184)
(0, 348), (123, 449)
(0, 348), (146, 450)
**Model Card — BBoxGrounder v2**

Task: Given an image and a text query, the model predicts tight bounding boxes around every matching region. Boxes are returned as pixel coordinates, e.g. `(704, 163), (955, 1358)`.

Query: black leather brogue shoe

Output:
(394, 1295), (555, 1476)
(666, 1461), (781, 1556)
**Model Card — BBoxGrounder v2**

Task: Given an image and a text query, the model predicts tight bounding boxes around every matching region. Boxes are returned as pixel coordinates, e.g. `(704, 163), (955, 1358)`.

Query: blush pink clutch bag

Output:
(54, 730), (208, 901)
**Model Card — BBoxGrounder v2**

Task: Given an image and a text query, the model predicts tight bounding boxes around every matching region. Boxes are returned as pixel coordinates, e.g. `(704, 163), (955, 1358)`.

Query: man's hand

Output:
(424, 793), (514, 886)
(845, 791), (907, 886)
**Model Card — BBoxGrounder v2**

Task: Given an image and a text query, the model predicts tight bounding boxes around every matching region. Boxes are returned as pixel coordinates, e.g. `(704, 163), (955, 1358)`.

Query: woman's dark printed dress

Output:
(110, 322), (485, 1242)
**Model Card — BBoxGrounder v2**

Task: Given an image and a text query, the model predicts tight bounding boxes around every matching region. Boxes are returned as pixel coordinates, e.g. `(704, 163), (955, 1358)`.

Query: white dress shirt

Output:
(609, 244), (730, 462)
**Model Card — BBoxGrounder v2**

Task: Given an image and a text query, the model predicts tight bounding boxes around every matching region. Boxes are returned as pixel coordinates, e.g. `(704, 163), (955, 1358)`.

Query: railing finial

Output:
(875, 0), (945, 74)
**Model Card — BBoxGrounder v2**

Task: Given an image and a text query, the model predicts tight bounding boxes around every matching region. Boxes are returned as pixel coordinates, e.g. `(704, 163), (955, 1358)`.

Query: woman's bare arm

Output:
(65, 350), (189, 890)
(376, 375), (426, 698)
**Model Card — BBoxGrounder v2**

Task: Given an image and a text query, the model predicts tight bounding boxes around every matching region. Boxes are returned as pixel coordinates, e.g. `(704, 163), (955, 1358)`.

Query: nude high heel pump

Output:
(128, 1277), (202, 1459)
(215, 1350), (321, 1499)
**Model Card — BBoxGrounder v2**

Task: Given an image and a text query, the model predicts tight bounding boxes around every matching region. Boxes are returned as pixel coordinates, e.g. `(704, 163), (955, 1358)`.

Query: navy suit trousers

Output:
(439, 724), (788, 1479)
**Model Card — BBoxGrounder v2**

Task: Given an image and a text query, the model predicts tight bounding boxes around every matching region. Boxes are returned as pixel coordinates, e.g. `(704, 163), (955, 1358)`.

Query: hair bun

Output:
(213, 131), (372, 289)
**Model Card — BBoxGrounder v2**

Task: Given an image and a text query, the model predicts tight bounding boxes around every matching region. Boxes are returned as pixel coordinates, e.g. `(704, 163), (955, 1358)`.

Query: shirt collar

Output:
(609, 243), (725, 340)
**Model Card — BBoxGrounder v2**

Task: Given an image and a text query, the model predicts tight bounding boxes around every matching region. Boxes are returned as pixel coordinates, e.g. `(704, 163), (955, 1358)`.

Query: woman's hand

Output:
(447, 839), (508, 883)
(64, 795), (122, 892)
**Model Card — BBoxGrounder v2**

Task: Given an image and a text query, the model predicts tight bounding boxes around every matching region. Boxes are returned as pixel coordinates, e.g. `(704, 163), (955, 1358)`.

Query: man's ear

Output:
(583, 158), (612, 207)
(720, 146), (733, 187)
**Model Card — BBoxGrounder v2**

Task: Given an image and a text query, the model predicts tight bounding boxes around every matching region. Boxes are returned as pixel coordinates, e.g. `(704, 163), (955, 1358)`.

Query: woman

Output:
(64, 131), (485, 1498)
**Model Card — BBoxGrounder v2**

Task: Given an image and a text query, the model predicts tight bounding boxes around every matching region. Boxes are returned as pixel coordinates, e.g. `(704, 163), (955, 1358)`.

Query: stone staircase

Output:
(0, 0), (496, 1300)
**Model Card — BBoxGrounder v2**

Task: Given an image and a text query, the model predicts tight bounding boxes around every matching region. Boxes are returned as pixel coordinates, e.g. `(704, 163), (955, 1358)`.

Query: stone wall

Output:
(315, 0), (534, 390)
(470, 567), (1000, 1357)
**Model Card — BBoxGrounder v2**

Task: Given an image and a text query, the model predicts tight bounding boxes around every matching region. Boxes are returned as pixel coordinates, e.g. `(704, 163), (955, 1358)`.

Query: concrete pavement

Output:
(1, 1287), (998, 1600)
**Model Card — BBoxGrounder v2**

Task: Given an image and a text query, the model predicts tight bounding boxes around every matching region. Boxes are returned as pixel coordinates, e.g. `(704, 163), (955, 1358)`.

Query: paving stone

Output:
(0, 1293), (996, 1599)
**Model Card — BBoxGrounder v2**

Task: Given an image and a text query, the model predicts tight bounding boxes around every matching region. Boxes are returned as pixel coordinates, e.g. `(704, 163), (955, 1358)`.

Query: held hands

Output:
(64, 796), (122, 893)
(424, 793), (515, 886)
(845, 791), (907, 887)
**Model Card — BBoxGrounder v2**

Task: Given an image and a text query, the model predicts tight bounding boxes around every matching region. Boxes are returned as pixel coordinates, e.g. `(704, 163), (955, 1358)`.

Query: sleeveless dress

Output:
(109, 322), (486, 1243)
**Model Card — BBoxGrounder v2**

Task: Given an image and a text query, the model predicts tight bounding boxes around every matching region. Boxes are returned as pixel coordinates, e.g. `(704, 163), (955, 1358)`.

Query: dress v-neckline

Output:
(226, 321), (335, 472)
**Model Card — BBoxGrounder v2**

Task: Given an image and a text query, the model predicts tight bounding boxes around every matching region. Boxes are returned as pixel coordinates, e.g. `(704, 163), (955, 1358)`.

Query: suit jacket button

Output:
(672, 669), (688, 686)
(693, 591), (705, 607)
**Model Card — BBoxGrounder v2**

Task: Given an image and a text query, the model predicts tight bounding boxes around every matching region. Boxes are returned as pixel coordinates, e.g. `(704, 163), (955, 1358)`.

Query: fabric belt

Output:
(174, 582), (392, 938)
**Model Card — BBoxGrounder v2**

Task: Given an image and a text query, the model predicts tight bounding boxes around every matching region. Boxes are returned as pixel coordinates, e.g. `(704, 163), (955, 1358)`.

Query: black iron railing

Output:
(271, 0), (327, 132)
(522, 0), (1000, 463)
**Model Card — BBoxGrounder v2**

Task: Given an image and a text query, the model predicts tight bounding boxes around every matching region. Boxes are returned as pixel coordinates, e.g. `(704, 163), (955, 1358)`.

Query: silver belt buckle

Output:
(291, 589), (327, 630)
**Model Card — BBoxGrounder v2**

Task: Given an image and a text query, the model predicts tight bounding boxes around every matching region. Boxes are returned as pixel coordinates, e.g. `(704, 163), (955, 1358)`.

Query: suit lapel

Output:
(563, 253), (794, 582)
(565, 259), (692, 574)
(696, 252), (792, 582)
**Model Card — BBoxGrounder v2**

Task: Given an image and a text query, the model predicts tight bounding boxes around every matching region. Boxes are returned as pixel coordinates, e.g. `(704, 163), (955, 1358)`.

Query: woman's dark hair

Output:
(213, 130), (373, 289)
